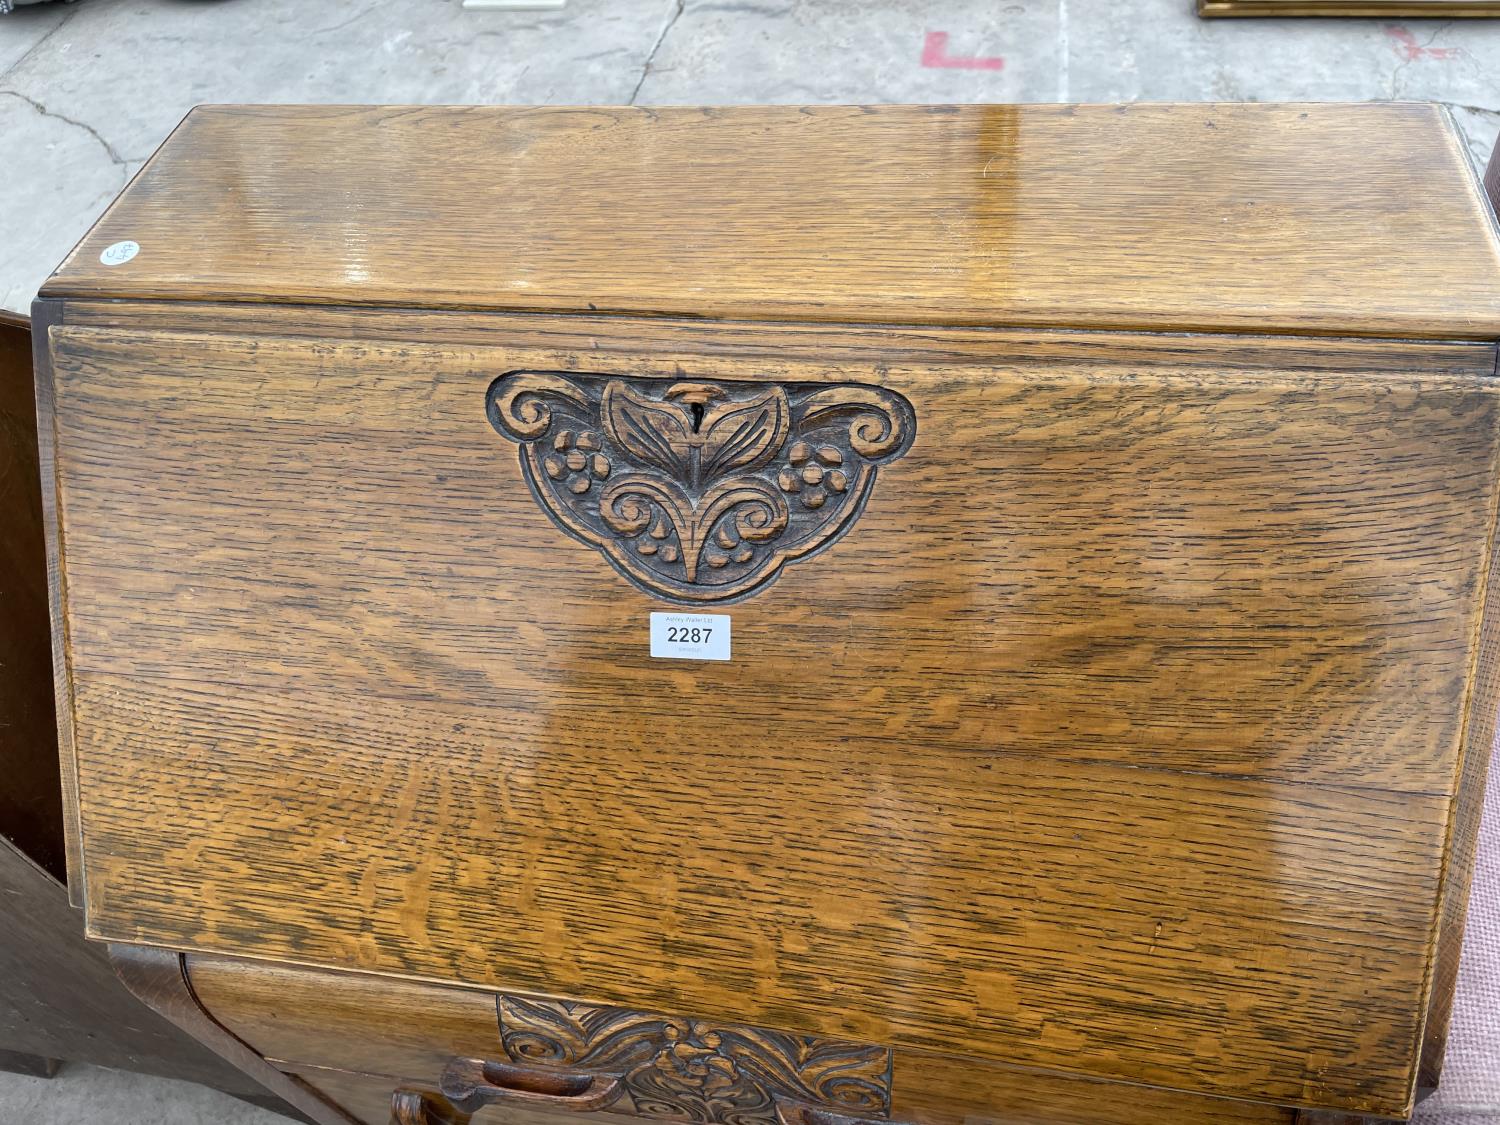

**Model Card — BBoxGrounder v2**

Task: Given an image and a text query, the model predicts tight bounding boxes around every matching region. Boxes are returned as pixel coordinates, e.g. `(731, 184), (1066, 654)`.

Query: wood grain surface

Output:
(188, 955), (501, 1081)
(41, 305), (1500, 1119)
(37, 104), (1500, 341)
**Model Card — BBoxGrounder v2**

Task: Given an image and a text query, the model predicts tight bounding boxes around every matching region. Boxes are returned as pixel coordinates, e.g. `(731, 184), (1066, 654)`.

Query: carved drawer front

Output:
(195, 956), (1298, 1125)
(284, 1061), (1300, 1125)
(486, 993), (889, 1124)
(190, 956), (892, 1125)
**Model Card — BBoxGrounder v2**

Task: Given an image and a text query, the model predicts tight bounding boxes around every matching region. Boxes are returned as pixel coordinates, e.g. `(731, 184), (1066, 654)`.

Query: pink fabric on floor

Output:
(1413, 726), (1500, 1123)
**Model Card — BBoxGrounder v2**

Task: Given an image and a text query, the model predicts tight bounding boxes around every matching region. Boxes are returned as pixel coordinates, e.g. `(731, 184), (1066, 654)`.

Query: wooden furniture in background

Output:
(31, 103), (1500, 1125)
(0, 310), (304, 1117)
(1199, 1), (1500, 16)
(0, 310), (64, 887)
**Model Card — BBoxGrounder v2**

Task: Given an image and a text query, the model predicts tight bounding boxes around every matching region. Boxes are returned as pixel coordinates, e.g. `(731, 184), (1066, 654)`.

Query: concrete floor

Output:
(0, 1063), (292, 1124)
(3, 0), (1500, 1121)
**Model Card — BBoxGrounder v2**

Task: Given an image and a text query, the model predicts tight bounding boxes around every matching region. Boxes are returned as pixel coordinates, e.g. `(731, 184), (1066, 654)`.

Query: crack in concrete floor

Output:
(0, 88), (129, 168)
(630, 0), (686, 104)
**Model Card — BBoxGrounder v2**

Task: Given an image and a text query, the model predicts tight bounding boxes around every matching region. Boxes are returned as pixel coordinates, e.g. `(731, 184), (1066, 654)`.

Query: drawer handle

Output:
(439, 1056), (625, 1113)
(390, 1089), (467, 1125)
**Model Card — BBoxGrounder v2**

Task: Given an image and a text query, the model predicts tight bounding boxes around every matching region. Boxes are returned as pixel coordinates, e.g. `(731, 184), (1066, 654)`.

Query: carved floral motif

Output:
(486, 372), (916, 603)
(497, 993), (893, 1125)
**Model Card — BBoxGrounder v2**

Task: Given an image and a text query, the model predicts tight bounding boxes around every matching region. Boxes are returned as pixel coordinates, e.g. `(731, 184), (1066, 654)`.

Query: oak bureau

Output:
(31, 103), (1500, 1124)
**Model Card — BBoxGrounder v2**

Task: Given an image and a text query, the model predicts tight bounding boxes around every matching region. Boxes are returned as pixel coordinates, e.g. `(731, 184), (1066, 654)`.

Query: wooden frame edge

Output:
(29, 296), (87, 907)
(107, 943), (361, 1125)
(1414, 508), (1500, 1093)
(1411, 131), (1500, 1099)
(0, 1048), (61, 1080)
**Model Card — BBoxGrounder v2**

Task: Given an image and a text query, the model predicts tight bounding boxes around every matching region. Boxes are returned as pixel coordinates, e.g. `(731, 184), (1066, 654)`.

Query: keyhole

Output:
(690, 402), (706, 433)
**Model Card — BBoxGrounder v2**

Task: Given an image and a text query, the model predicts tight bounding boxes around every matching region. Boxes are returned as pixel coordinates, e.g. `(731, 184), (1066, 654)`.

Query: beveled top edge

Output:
(42, 102), (1500, 340)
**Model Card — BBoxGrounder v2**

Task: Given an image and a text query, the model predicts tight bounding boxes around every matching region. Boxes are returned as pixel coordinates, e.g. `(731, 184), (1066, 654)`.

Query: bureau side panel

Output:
(1418, 410), (1500, 1089)
(1423, 104), (1500, 1093)
(29, 299), (84, 901)
(0, 309), (63, 882)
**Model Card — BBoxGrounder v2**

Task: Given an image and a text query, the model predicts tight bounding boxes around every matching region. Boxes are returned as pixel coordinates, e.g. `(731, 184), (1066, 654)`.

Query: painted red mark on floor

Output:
(1385, 25), (1460, 61)
(921, 31), (1004, 71)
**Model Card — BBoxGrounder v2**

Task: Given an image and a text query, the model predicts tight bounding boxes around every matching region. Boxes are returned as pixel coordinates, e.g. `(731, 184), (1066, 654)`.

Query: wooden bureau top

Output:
(41, 102), (1500, 340)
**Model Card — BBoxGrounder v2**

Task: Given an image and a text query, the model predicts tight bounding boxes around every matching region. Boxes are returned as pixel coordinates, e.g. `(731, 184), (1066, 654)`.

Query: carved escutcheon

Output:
(485, 372), (916, 604)
(497, 993), (893, 1125)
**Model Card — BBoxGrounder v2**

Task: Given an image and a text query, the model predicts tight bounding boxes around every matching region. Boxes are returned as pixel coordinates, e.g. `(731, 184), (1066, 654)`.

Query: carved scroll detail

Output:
(497, 994), (893, 1125)
(486, 373), (916, 603)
